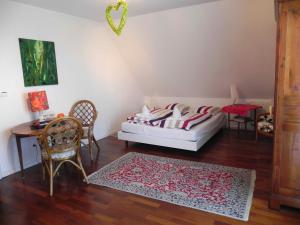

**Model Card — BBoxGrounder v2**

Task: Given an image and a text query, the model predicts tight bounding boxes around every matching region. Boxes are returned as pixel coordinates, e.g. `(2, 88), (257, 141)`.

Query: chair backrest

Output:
(69, 100), (97, 128)
(39, 117), (83, 155)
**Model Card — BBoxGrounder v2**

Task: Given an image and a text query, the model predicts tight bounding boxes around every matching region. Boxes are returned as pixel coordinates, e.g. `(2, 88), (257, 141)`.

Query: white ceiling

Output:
(10, 0), (220, 22)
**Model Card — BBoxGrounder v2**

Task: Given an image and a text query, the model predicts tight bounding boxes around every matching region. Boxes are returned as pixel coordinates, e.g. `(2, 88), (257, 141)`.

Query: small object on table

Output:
(222, 104), (262, 133)
(230, 84), (240, 104)
(28, 91), (49, 122)
(31, 119), (51, 129)
(56, 113), (65, 118)
(269, 105), (273, 116)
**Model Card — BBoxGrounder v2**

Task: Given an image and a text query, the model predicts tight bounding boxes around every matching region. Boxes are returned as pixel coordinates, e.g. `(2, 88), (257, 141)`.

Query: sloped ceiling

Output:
(10, 0), (220, 21)
(110, 0), (277, 98)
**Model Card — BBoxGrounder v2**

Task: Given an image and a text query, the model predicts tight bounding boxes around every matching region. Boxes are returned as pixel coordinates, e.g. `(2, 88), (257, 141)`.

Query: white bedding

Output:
(121, 112), (225, 142)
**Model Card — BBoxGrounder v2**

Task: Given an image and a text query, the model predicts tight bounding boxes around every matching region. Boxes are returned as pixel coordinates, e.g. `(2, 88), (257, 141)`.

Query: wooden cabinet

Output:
(270, 0), (300, 209)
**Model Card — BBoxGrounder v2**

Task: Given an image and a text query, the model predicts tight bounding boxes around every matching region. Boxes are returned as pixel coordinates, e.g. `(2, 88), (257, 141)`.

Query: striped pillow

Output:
(127, 108), (173, 126)
(159, 112), (211, 130)
(164, 103), (189, 114)
(149, 108), (173, 126)
(179, 112), (212, 130)
(196, 106), (220, 115)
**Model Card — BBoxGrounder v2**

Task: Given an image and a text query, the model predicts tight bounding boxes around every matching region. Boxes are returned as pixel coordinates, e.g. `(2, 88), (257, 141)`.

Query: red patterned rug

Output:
(88, 152), (255, 221)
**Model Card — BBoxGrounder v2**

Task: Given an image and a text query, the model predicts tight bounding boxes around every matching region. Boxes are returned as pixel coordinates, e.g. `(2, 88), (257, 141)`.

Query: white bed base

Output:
(118, 118), (226, 152)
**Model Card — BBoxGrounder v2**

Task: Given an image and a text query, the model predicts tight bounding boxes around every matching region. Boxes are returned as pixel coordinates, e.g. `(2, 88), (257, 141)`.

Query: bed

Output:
(118, 112), (226, 151)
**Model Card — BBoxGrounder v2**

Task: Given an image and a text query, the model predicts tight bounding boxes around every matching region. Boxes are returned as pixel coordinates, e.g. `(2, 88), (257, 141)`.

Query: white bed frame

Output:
(118, 117), (226, 151)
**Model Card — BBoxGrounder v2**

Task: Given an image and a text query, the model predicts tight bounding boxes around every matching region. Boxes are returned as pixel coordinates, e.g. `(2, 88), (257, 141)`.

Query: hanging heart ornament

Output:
(106, 0), (128, 36)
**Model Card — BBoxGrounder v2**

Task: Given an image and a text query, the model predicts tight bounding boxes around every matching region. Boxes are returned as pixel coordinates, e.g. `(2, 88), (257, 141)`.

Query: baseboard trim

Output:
(1, 160), (40, 178)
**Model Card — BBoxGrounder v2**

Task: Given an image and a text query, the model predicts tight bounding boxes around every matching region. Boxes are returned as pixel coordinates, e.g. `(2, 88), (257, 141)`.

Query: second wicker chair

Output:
(38, 117), (88, 196)
(69, 100), (100, 161)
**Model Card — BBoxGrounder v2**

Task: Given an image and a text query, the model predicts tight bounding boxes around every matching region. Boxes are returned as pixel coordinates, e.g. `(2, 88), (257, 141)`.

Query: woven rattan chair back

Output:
(40, 117), (83, 155)
(69, 100), (97, 128)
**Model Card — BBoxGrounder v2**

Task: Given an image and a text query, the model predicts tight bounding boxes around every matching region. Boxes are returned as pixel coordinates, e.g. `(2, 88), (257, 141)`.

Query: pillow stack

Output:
(128, 103), (221, 130)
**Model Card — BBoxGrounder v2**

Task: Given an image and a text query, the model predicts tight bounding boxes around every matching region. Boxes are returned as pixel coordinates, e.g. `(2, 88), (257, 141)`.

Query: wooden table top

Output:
(11, 121), (44, 137)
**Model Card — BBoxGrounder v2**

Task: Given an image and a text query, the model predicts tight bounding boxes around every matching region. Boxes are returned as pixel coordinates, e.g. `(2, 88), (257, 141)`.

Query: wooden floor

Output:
(0, 130), (300, 225)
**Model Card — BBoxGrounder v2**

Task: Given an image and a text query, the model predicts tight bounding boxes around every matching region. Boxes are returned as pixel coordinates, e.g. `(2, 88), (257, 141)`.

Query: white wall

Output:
(109, 0), (277, 99)
(0, 0), (143, 177)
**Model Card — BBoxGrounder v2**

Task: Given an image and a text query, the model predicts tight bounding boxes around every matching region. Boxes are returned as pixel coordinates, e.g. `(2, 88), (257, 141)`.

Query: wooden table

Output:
(221, 104), (262, 130)
(11, 122), (44, 178)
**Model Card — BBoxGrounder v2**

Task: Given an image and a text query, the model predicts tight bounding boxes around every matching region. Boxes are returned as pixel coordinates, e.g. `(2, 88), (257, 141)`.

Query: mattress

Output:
(121, 112), (225, 142)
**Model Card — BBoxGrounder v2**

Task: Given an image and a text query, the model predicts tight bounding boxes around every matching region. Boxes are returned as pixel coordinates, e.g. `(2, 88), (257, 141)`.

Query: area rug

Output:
(87, 152), (256, 221)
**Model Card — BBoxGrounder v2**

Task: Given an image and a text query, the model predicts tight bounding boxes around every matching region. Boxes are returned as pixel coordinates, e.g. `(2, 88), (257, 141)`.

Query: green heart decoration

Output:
(106, 0), (128, 36)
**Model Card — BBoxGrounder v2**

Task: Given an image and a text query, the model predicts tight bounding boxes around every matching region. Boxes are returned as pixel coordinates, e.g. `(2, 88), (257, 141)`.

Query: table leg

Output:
(228, 113), (231, 129)
(254, 109), (257, 131)
(16, 136), (24, 178)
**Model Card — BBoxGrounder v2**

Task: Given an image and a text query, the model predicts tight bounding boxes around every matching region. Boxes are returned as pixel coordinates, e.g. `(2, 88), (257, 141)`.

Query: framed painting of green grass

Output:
(19, 38), (58, 87)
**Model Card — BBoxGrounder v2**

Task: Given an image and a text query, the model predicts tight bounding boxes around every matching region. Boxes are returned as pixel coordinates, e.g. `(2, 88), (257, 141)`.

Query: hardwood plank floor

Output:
(0, 130), (300, 225)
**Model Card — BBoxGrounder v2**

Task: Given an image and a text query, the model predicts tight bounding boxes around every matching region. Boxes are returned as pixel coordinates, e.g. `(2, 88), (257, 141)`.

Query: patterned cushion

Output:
(257, 115), (273, 133)
(42, 147), (76, 160)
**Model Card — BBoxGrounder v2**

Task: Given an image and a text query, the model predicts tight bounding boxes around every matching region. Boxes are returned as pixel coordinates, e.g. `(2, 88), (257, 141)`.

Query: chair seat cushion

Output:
(258, 114), (273, 123)
(257, 115), (273, 133)
(42, 147), (76, 160)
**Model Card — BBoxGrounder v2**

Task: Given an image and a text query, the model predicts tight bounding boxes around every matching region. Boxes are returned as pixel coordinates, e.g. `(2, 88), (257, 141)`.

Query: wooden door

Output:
(271, 0), (300, 209)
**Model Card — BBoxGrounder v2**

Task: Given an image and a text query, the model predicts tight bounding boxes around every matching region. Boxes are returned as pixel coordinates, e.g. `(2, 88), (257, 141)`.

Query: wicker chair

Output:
(69, 100), (100, 161)
(38, 117), (88, 196)
(256, 112), (274, 141)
